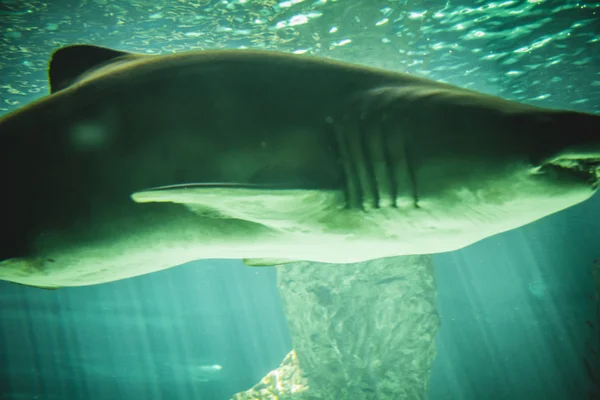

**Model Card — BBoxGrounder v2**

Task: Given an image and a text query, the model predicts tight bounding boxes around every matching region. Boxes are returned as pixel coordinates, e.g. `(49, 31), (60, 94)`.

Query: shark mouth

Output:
(542, 158), (600, 189)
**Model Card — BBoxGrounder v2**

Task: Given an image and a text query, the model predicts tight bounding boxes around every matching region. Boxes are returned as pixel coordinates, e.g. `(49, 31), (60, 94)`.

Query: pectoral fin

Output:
(131, 183), (341, 232)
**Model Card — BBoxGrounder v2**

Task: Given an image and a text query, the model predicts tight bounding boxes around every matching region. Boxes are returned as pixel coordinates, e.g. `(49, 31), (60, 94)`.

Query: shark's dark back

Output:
(0, 48), (410, 261)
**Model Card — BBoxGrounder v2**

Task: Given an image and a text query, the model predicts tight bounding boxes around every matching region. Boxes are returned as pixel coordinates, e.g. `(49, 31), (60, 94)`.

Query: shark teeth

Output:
(540, 158), (600, 186)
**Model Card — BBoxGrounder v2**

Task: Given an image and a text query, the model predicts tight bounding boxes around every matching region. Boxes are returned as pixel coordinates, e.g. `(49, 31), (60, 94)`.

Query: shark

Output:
(0, 44), (598, 288)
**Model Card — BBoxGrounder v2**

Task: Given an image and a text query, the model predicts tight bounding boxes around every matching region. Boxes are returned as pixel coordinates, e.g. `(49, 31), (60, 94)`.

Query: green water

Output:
(0, 0), (599, 399)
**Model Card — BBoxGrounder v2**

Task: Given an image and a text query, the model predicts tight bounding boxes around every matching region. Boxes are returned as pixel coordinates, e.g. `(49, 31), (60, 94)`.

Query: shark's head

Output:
(374, 87), (600, 249)
(527, 110), (600, 189)
(130, 86), (600, 256)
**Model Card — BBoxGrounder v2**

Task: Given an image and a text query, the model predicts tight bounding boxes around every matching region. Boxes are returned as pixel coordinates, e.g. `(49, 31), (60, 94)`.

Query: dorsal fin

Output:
(48, 44), (134, 94)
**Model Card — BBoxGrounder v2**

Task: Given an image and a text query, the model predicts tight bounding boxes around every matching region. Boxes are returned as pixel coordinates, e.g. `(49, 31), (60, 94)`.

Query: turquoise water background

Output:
(1, 0), (599, 399)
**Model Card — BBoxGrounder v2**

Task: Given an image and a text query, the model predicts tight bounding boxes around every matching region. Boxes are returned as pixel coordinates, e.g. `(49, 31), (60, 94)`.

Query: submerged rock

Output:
(233, 255), (439, 399)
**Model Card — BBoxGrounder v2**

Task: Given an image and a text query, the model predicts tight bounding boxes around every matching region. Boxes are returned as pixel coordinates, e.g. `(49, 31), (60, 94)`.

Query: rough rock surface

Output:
(231, 350), (308, 400)
(233, 255), (439, 399)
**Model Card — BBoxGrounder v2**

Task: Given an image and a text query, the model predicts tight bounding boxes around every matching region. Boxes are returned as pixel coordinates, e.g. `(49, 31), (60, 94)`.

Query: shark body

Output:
(1, 45), (599, 287)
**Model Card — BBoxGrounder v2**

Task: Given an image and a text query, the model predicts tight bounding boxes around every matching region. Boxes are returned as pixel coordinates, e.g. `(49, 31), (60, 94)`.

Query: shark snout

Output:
(536, 159), (600, 190)
(529, 110), (600, 188)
